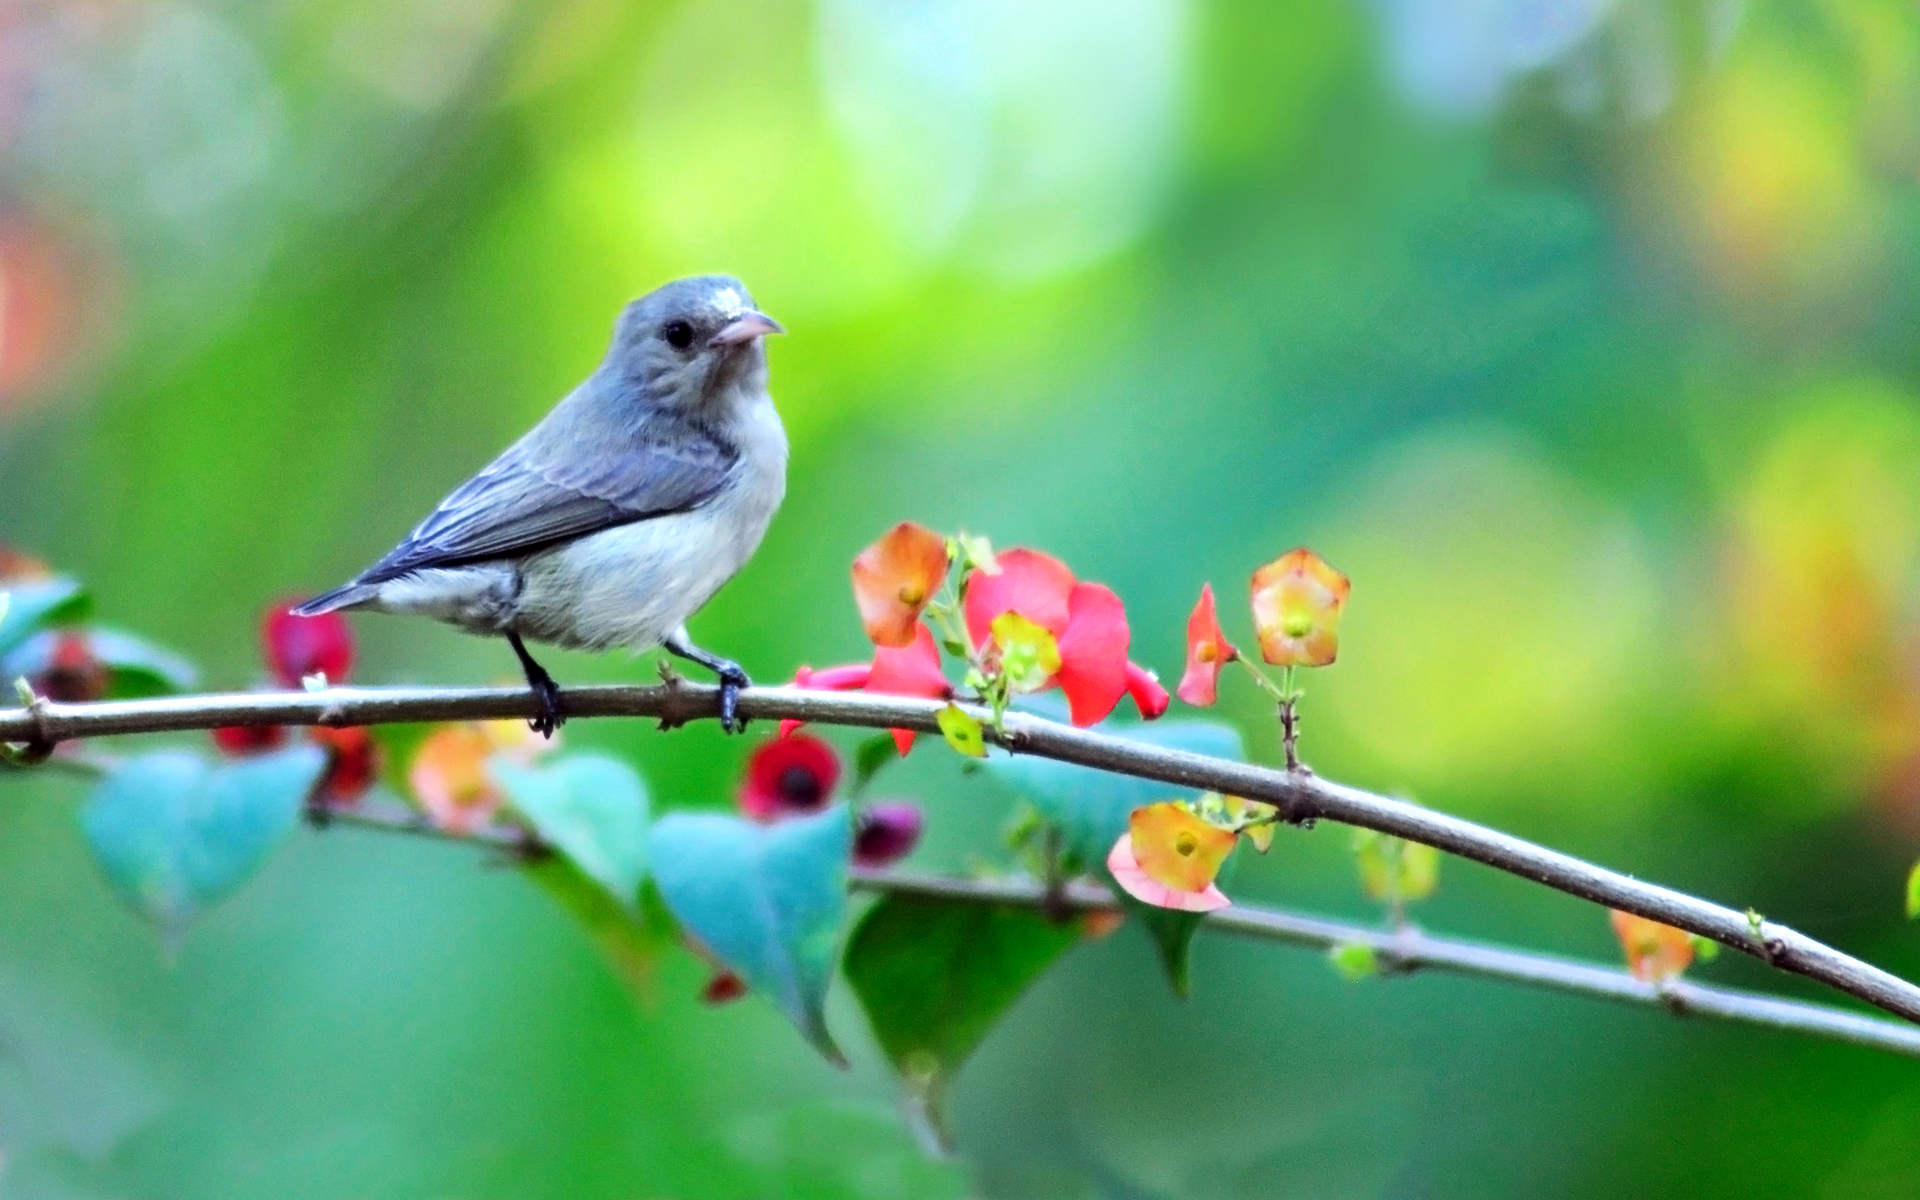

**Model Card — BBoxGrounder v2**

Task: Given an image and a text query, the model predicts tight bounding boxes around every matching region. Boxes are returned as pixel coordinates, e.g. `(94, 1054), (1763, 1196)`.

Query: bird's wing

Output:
(353, 421), (736, 584)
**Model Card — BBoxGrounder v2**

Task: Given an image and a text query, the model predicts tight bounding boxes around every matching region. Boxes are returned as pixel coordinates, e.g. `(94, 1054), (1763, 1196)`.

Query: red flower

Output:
(263, 599), (354, 688)
(310, 725), (378, 805)
(780, 625), (951, 753)
(739, 733), (840, 821)
(212, 723), (289, 756)
(851, 522), (949, 647)
(853, 802), (923, 866)
(1176, 584), (1238, 707)
(702, 970), (748, 1004)
(34, 631), (107, 702)
(961, 548), (1163, 726)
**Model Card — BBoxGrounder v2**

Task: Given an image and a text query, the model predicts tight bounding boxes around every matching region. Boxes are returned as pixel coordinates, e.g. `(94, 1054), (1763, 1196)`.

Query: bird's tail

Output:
(293, 582), (377, 617)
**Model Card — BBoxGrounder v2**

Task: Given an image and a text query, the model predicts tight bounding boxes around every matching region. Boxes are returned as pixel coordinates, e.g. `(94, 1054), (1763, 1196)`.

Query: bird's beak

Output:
(709, 310), (784, 347)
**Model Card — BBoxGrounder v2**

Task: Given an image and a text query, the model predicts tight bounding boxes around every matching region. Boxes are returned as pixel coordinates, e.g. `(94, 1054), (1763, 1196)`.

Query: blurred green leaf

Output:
(1353, 830), (1440, 906)
(0, 577), (88, 659)
(1906, 861), (1920, 920)
(80, 746), (326, 941)
(986, 720), (1245, 997)
(493, 753), (649, 910)
(0, 626), (197, 699)
(845, 893), (1080, 1147)
(525, 861), (678, 1003)
(651, 804), (852, 1062)
(851, 733), (901, 798)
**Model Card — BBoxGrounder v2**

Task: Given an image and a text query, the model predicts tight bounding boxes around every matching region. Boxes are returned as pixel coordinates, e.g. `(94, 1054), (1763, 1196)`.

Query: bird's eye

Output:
(663, 320), (695, 350)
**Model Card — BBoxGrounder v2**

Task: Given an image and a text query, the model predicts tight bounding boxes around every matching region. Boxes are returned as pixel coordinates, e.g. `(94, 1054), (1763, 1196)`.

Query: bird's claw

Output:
(528, 676), (565, 739)
(717, 662), (750, 735)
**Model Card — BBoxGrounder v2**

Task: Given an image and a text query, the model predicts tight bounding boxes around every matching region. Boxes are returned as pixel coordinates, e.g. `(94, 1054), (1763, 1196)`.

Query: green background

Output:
(5, 0), (1920, 1194)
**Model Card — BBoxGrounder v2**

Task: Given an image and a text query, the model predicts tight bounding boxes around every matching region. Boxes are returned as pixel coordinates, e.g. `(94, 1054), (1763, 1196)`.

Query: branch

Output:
(302, 796), (1920, 1062)
(5, 681), (1919, 1031)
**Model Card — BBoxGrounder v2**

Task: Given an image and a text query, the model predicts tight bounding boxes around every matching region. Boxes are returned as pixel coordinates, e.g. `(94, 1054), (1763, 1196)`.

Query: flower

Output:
(962, 548), (1164, 726)
(1249, 548), (1349, 668)
(310, 725), (379, 805)
(212, 722), (289, 756)
(702, 970), (748, 1004)
(780, 625), (952, 753)
(1107, 834), (1230, 913)
(1107, 802), (1238, 912)
(851, 522), (949, 647)
(410, 726), (499, 833)
(852, 802), (923, 866)
(263, 599), (354, 687)
(1176, 584), (1238, 706)
(739, 733), (840, 821)
(1610, 911), (1695, 983)
(33, 631), (107, 702)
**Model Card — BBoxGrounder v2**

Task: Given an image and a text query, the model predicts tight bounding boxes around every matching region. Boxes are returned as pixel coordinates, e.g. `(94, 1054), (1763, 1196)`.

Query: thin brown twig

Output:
(4, 681), (1919, 1029)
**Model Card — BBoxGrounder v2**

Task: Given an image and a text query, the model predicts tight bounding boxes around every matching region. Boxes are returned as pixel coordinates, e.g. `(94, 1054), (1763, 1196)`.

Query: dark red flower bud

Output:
(701, 970), (748, 1004)
(739, 733), (840, 821)
(309, 725), (378, 805)
(212, 723), (289, 756)
(34, 631), (107, 702)
(853, 802), (924, 867)
(262, 600), (354, 688)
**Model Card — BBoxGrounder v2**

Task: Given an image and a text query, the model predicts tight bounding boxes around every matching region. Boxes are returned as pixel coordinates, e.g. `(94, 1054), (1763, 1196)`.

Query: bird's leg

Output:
(506, 631), (564, 738)
(663, 627), (750, 734)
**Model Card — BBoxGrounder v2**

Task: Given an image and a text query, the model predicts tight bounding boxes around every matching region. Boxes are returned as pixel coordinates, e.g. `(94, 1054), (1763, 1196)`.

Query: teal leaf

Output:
(80, 746), (326, 942)
(844, 893), (1080, 1147)
(651, 804), (852, 1062)
(492, 753), (649, 909)
(984, 719), (1245, 997)
(0, 577), (88, 658)
(0, 626), (198, 699)
(983, 720), (1245, 868)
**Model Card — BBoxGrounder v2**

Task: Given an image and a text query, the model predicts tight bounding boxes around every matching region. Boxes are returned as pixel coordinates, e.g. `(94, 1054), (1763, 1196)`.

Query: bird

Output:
(295, 275), (787, 737)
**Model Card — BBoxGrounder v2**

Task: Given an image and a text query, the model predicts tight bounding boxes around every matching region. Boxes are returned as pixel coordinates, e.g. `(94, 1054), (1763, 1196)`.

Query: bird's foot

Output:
(716, 661), (750, 735)
(528, 673), (565, 739)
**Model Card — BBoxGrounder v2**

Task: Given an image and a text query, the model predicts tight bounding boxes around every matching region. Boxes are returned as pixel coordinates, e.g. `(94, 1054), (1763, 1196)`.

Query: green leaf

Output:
(0, 626), (198, 699)
(524, 860), (677, 1001)
(650, 804), (852, 1062)
(844, 893), (1080, 1146)
(0, 577), (88, 658)
(984, 720), (1245, 998)
(851, 733), (901, 798)
(1906, 860), (1920, 920)
(983, 720), (1246, 869)
(80, 746), (326, 942)
(1330, 941), (1378, 981)
(936, 704), (986, 757)
(492, 753), (649, 910)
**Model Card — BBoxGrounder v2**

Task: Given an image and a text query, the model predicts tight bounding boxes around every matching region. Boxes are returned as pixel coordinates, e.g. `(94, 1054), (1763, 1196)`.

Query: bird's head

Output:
(606, 275), (783, 409)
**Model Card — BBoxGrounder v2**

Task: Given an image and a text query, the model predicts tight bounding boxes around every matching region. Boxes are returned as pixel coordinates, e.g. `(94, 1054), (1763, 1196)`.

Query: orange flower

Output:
(407, 720), (550, 834)
(1106, 802), (1237, 912)
(1609, 911), (1695, 983)
(1249, 548), (1350, 668)
(851, 521), (949, 647)
(1176, 583), (1238, 706)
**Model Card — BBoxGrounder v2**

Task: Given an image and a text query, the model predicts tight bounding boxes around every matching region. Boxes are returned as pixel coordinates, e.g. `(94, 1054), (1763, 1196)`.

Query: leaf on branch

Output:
(80, 746), (326, 944)
(1330, 941), (1378, 981)
(985, 719), (1245, 996)
(1353, 830), (1440, 905)
(493, 753), (649, 910)
(0, 576), (88, 659)
(650, 804), (852, 1063)
(936, 705), (986, 758)
(844, 893), (1081, 1148)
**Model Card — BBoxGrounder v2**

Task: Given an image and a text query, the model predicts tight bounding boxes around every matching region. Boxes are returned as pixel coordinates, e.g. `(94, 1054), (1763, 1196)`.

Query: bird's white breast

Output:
(513, 391), (788, 652)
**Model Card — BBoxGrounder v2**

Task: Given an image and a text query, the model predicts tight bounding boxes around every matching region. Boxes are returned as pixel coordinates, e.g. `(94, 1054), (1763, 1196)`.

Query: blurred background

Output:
(4, 0), (1920, 1195)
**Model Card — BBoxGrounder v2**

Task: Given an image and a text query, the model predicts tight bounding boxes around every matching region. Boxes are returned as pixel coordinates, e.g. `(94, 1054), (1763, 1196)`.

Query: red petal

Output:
(1125, 662), (1170, 719)
(309, 725), (378, 804)
(1055, 583), (1130, 726)
(213, 723), (289, 756)
(263, 600), (354, 688)
(865, 624), (951, 700)
(962, 548), (1075, 647)
(1176, 583), (1237, 707)
(702, 970), (748, 1004)
(798, 663), (873, 691)
(740, 733), (840, 821)
(889, 728), (916, 755)
(777, 718), (804, 738)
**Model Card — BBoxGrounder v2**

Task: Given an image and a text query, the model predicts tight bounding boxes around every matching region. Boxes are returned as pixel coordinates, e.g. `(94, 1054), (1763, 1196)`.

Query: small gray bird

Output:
(296, 275), (786, 736)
